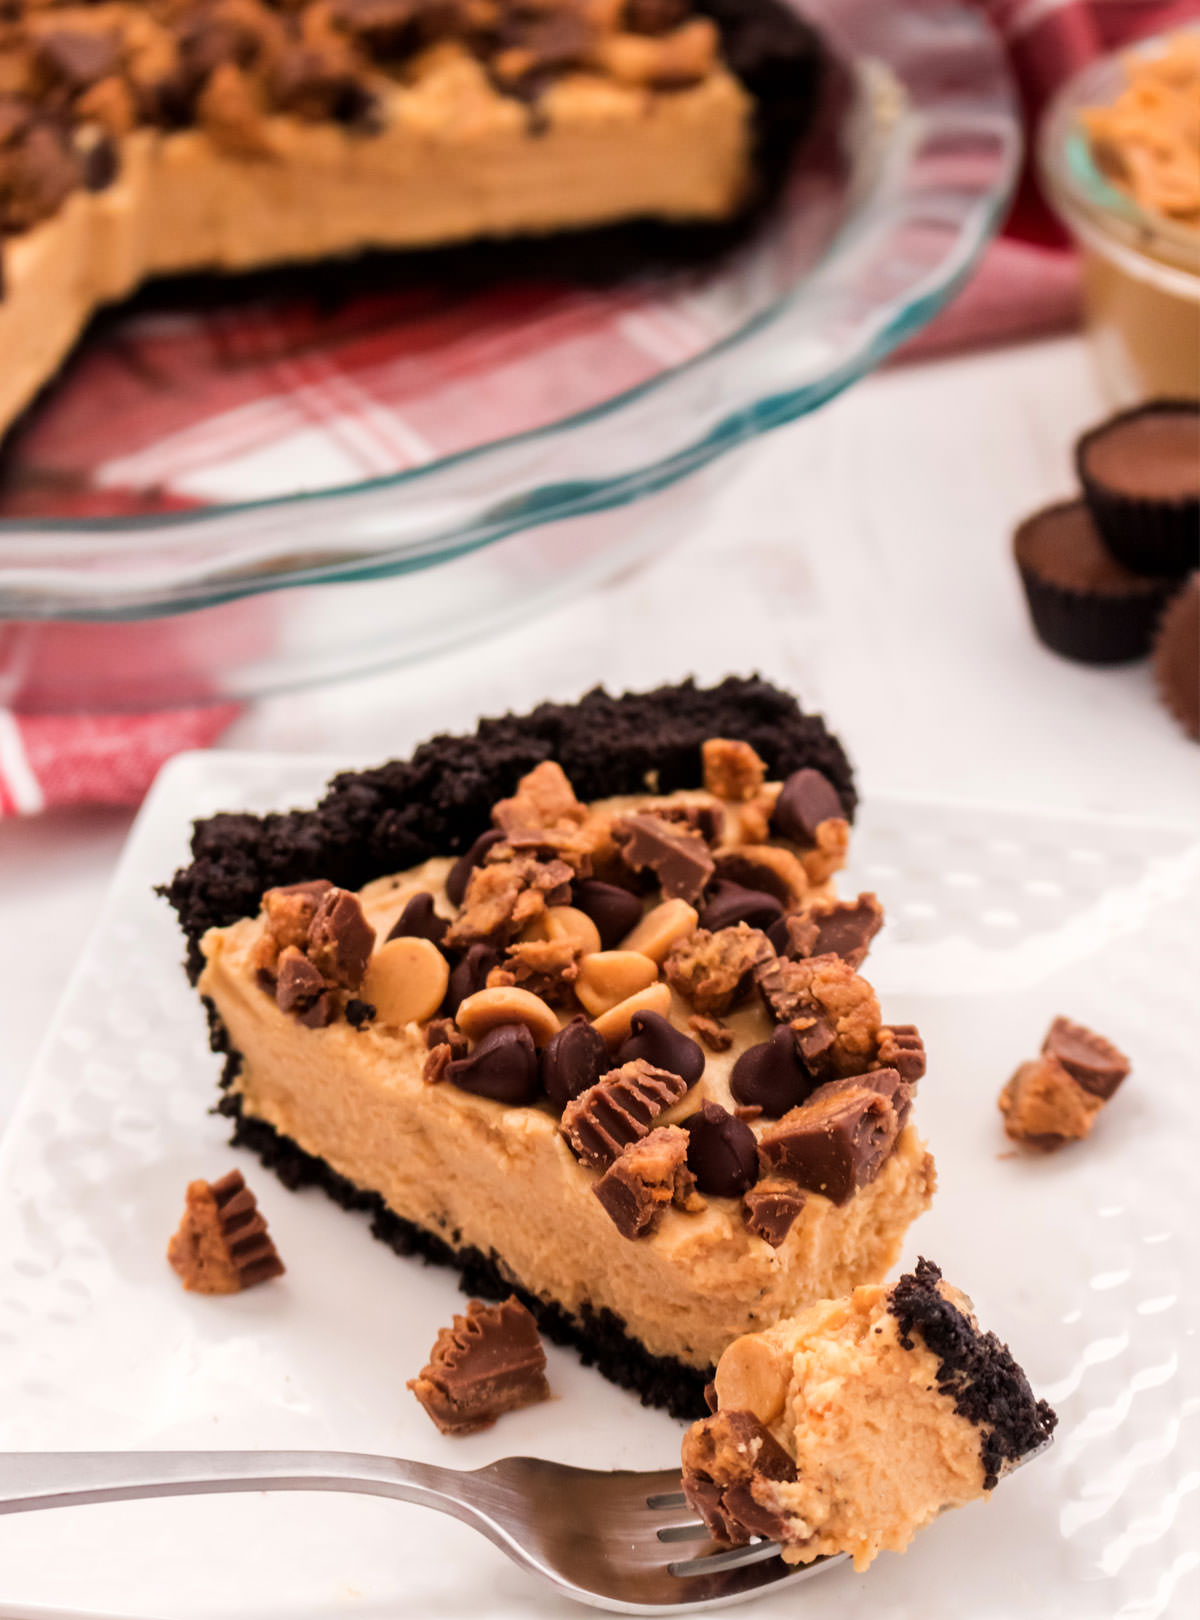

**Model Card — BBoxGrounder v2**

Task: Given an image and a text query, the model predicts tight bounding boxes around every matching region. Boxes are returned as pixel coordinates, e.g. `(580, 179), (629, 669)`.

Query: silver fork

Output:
(0, 1443), (1050, 1614)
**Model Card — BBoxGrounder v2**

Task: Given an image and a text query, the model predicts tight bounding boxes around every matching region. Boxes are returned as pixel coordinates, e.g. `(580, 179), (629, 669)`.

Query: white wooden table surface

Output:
(2, 332), (1196, 1129)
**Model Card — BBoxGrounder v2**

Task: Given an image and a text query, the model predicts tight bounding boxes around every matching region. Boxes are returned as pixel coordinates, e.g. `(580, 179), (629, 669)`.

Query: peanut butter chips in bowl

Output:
(0, 0), (1018, 708)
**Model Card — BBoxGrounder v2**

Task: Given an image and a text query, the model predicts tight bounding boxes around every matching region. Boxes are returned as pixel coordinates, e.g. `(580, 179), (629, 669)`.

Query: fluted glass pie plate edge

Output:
(0, 0), (1019, 630)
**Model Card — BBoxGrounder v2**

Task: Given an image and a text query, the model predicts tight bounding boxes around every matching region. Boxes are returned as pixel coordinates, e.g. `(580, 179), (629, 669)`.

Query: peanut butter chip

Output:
(712, 1334), (788, 1426)
(620, 898), (699, 963)
(456, 985), (561, 1048)
(591, 980), (672, 1049)
(523, 905), (603, 957)
(361, 936), (449, 1027)
(574, 950), (659, 1016)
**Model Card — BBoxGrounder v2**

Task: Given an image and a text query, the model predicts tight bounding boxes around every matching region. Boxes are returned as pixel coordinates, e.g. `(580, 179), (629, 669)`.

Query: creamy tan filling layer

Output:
(199, 817), (934, 1372)
(713, 1284), (986, 1568)
(0, 50), (752, 440)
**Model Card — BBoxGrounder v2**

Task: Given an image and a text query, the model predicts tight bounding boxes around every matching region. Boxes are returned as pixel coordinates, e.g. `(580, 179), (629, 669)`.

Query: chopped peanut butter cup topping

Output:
(408, 1296), (549, 1435)
(772, 891), (883, 970)
(254, 880), (373, 1026)
(702, 737), (767, 802)
(593, 1124), (700, 1238)
(754, 951), (881, 1079)
(665, 921), (774, 1015)
(756, 1070), (910, 1205)
(682, 1409), (798, 1545)
(613, 811), (715, 904)
(742, 1179), (806, 1247)
(560, 1059), (691, 1169)
(167, 1169), (285, 1294)
(1000, 1015), (1129, 1150)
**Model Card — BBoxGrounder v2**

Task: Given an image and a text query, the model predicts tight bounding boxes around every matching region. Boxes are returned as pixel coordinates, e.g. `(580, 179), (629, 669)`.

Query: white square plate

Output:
(0, 751), (1197, 1619)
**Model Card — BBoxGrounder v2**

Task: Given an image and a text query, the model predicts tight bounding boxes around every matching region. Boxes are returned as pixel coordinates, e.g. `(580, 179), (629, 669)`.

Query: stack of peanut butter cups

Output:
(1013, 400), (1199, 738)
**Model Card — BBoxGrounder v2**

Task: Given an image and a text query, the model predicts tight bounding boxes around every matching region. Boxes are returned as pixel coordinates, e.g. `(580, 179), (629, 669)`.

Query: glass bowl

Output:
(1038, 28), (1200, 406)
(0, 0), (1019, 712)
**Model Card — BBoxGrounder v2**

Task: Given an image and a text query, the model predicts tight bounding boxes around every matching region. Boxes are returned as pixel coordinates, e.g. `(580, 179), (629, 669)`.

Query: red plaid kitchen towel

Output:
(0, 0), (1190, 817)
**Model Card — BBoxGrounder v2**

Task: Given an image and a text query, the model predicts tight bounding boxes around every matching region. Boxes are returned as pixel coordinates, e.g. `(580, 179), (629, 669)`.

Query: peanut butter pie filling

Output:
(166, 679), (932, 1415)
(682, 1259), (1056, 1569)
(0, 0), (822, 444)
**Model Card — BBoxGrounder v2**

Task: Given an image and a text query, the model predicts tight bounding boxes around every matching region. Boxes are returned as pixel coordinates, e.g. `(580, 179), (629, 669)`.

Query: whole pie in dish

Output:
(0, 0), (824, 446)
(163, 678), (934, 1418)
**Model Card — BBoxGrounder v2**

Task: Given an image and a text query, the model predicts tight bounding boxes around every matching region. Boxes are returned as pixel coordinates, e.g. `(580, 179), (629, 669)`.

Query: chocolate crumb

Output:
(689, 1013), (733, 1052)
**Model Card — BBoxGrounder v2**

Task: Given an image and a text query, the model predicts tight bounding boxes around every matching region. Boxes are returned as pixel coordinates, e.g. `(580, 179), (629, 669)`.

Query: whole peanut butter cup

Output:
(1152, 576), (1199, 741)
(1013, 499), (1174, 664)
(1076, 401), (1200, 577)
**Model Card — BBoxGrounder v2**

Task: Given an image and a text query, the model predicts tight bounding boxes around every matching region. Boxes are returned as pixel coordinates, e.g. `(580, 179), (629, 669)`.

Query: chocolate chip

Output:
(613, 813), (714, 904)
(682, 1100), (758, 1197)
(771, 768), (843, 845)
(699, 880), (783, 933)
(387, 891), (449, 948)
(78, 129), (117, 191)
(447, 1023), (540, 1106)
(345, 998), (376, 1029)
(35, 31), (120, 92)
(541, 1016), (610, 1111)
(756, 1077), (902, 1204)
(444, 944), (499, 1015)
(616, 1010), (705, 1086)
(307, 889), (375, 989)
(445, 829), (505, 907)
(1042, 1016), (1129, 1100)
(571, 879), (643, 950)
(729, 1026), (815, 1117)
(742, 1182), (806, 1247)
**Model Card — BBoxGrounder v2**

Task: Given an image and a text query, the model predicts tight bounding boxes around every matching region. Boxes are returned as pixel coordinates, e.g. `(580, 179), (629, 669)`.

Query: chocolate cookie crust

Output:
(161, 676), (856, 980)
(222, 1083), (712, 1418)
(889, 1258), (1057, 1489)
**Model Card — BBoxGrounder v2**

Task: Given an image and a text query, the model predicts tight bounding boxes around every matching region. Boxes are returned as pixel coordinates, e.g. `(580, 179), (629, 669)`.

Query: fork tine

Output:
(644, 1489), (687, 1510)
(654, 1522), (710, 1543)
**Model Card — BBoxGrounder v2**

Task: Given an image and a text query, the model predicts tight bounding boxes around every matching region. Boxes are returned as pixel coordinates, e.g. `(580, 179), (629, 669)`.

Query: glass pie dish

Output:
(1038, 28), (1200, 408)
(0, 0), (1019, 712)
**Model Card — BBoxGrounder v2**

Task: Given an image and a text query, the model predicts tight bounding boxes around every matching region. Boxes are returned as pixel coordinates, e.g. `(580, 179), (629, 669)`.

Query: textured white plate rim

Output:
(2, 747), (1198, 1619)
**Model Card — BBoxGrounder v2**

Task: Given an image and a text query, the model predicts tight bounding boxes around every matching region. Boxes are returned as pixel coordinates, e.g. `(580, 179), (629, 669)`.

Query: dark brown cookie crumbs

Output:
(163, 680), (855, 982)
(888, 1258), (1057, 1490)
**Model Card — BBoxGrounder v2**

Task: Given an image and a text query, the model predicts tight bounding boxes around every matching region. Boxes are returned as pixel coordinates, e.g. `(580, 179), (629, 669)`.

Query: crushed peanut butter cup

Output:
(254, 879), (373, 1023)
(665, 922), (774, 1016)
(593, 1124), (699, 1238)
(754, 952), (881, 1078)
(613, 811), (715, 905)
(875, 1023), (925, 1085)
(756, 1070), (909, 1205)
(167, 1169), (285, 1294)
(999, 1016), (1129, 1150)
(682, 1409), (798, 1545)
(771, 892), (883, 970)
(408, 1296), (549, 1435)
(560, 1059), (692, 1169)
(1041, 1016), (1129, 1100)
(702, 737), (767, 802)
(742, 1180), (806, 1247)
(444, 852), (573, 948)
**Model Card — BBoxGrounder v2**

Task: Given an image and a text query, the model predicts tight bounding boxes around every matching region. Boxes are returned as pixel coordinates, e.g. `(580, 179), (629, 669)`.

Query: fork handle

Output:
(0, 1451), (469, 1522)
